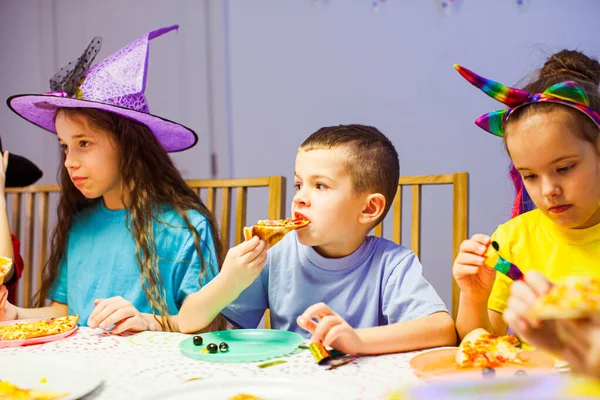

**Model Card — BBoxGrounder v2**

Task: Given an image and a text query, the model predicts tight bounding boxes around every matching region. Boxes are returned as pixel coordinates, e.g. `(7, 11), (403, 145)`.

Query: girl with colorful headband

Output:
(452, 50), (600, 343)
(0, 25), (267, 334)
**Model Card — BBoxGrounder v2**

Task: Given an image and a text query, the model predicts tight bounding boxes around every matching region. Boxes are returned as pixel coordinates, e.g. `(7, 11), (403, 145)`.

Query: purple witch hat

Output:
(6, 25), (197, 152)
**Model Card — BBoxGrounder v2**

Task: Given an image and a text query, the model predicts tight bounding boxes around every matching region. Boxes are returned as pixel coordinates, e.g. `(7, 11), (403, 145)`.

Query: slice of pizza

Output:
(243, 217), (310, 247)
(456, 328), (522, 369)
(0, 314), (79, 340)
(0, 256), (13, 285)
(530, 276), (600, 320)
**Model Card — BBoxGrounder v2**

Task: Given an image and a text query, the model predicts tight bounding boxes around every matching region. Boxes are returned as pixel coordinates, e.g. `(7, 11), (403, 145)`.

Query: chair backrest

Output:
(372, 172), (469, 319)
(5, 176), (287, 308)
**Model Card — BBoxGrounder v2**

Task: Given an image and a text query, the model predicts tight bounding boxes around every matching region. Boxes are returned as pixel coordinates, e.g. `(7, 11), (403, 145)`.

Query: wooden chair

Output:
(5, 176), (287, 312)
(373, 172), (469, 319)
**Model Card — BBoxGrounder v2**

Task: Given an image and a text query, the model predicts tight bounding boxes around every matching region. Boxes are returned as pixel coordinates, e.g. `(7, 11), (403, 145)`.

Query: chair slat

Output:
(392, 187), (402, 245)
(23, 193), (35, 308)
(452, 172), (469, 318)
(36, 193), (50, 306)
(220, 188), (232, 249)
(411, 185), (422, 259)
(206, 188), (216, 214)
(373, 223), (383, 237)
(235, 187), (248, 245)
(11, 193), (22, 238)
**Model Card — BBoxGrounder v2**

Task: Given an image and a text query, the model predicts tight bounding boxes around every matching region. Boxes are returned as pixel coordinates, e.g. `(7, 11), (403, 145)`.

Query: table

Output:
(1, 327), (424, 399)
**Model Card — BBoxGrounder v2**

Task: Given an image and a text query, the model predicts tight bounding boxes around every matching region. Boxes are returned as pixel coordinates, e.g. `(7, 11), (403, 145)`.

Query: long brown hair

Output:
(36, 108), (225, 331)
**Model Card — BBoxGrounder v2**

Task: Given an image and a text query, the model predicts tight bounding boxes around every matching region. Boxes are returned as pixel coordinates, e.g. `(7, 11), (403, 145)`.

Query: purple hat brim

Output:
(7, 94), (198, 153)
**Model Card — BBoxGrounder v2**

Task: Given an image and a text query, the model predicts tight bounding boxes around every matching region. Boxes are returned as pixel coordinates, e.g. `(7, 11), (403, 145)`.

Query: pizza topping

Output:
(0, 315), (79, 341)
(256, 217), (310, 227)
(531, 276), (600, 320)
(457, 330), (522, 369)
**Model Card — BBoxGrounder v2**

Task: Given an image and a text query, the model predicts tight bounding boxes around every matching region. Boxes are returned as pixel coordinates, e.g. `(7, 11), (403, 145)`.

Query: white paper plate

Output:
(143, 377), (360, 400)
(0, 355), (103, 399)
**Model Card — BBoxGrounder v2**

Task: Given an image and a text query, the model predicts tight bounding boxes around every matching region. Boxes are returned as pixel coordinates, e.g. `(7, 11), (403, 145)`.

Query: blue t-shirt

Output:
(48, 201), (219, 325)
(223, 231), (447, 337)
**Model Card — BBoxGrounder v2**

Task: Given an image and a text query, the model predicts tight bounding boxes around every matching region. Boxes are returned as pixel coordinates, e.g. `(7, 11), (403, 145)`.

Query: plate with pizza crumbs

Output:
(0, 316), (79, 348)
(144, 377), (359, 400)
(409, 347), (556, 381)
(0, 356), (103, 400)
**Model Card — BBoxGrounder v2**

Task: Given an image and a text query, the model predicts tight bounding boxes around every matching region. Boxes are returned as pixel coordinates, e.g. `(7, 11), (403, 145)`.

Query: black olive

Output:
(193, 335), (203, 346)
(515, 369), (527, 377)
(482, 367), (496, 378)
(206, 343), (218, 353)
(219, 342), (229, 352)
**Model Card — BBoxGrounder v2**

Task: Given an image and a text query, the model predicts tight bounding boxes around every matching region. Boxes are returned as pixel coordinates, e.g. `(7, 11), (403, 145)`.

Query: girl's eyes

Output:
(315, 183), (327, 190)
(557, 164), (575, 174)
(523, 174), (537, 181)
(79, 140), (90, 148)
(294, 183), (302, 191)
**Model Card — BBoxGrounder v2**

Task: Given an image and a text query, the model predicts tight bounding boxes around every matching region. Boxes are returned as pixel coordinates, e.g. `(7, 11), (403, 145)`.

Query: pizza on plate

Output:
(0, 380), (68, 400)
(530, 276), (600, 320)
(0, 315), (79, 341)
(243, 217), (310, 247)
(0, 256), (13, 285)
(456, 328), (522, 369)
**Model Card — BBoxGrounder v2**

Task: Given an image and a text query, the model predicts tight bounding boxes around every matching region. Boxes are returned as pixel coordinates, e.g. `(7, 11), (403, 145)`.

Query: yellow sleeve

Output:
(487, 224), (515, 314)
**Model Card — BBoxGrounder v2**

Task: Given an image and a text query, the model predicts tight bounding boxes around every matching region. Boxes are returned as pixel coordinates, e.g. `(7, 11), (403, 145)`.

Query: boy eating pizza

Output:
(179, 124), (455, 355)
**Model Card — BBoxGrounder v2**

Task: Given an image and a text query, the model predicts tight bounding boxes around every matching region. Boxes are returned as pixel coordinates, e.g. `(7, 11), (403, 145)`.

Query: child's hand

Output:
(0, 285), (17, 321)
(504, 271), (600, 378)
(87, 296), (149, 334)
(297, 302), (364, 355)
(452, 234), (496, 299)
(553, 316), (600, 379)
(220, 236), (268, 293)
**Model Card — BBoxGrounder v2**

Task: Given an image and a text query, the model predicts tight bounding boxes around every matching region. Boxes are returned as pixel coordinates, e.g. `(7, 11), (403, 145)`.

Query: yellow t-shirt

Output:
(488, 208), (600, 313)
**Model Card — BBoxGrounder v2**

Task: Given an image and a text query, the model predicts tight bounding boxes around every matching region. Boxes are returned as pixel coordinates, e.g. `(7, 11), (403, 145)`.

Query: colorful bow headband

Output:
(454, 64), (600, 137)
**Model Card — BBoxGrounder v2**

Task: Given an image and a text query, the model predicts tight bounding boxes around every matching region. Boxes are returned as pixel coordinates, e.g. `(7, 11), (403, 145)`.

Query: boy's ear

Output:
(359, 193), (386, 225)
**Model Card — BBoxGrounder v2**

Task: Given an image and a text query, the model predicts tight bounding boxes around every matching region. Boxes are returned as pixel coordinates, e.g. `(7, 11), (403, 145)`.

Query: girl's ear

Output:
(359, 193), (386, 226)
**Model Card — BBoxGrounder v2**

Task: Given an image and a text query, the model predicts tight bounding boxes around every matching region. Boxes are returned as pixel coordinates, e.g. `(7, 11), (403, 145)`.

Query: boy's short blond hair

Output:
(300, 124), (399, 225)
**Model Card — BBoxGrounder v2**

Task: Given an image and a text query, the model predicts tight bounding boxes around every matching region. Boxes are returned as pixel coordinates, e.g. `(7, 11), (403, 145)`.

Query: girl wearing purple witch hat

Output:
(0, 25), (267, 333)
(451, 50), (600, 345)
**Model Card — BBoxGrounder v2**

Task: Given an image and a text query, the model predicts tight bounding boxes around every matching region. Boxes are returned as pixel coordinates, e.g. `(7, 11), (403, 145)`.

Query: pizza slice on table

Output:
(0, 256), (12, 285)
(456, 328), (522, 368)
(0, 315), (79, 340)
(530, 276), (600, 320)
(243, 217), (310, 247)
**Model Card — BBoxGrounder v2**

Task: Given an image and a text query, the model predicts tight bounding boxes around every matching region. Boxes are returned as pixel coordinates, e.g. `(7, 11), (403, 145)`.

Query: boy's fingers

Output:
(312, 315), (340, 343)
(509, 281), (538, 306)
(300, 302), (334, 322)
(296, 315), (318, 333)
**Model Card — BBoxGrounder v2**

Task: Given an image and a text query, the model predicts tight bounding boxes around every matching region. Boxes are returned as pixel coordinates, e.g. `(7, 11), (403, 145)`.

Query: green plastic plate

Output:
(179, 329), (304, 363)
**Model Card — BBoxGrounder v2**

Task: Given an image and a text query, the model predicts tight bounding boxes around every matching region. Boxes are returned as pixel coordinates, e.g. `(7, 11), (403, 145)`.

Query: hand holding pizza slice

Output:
(243, 216), (310, 247)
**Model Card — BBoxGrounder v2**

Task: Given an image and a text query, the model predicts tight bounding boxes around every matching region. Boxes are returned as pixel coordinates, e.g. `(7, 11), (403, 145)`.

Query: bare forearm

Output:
(456, 293), (495, 339)
(177, 274), (243, 334)
(356, 312), (456, 355)
(15, 302), (68, 320)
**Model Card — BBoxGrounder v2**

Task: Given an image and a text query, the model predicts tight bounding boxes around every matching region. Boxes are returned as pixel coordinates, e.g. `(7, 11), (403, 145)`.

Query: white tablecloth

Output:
(1, 327), (425, 399)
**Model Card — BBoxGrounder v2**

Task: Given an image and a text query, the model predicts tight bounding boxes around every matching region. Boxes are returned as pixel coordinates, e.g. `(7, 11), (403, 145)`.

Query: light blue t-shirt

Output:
(223, 231), (447, 337)
(48, 201), (219, 325)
